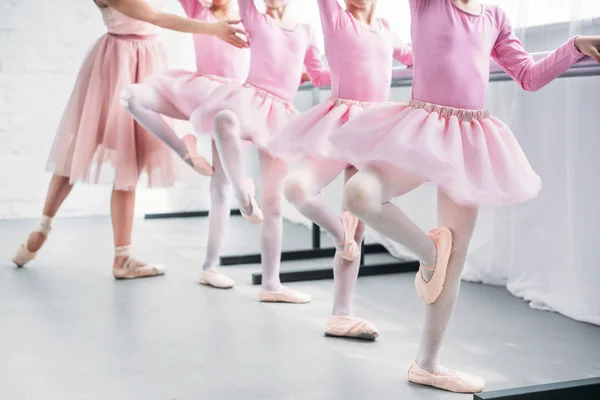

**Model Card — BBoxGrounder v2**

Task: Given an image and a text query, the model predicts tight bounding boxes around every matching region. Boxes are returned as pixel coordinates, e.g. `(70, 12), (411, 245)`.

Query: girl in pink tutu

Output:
(267, 0), (412, 339)
(190, 0), (331, 303)
(332, 0), (600, 393)
(121, 0), (248, 289)
(12, 0), (247, 279)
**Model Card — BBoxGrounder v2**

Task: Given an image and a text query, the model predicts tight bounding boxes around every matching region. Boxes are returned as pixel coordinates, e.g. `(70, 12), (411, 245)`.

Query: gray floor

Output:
(1, 216), (599, 400)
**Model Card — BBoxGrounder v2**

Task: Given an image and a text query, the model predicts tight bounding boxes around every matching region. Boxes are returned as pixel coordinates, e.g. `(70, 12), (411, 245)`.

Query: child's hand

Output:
(300, 72), (310, 84)
(575, 36), (600, 63)
(213, 20), (249, 49)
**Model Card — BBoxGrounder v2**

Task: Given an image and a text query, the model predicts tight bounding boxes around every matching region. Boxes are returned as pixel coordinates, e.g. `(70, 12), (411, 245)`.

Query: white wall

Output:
(0, 0), (210, 220)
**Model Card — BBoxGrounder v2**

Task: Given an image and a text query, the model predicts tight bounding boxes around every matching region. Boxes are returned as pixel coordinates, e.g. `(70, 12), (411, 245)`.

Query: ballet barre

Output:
(145, 209), (241, 219)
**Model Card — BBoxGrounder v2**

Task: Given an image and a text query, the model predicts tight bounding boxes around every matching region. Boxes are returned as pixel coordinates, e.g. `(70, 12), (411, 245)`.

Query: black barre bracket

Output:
(251, 241), (419, 284)
(220, 242), (387, 266)
(144, 210), (241, 219)
(251, 259), (419, 285)
(474, 377), (600, 400)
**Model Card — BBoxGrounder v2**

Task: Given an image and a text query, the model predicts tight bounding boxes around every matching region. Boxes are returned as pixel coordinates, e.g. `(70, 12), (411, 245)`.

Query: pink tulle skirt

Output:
(145, 70), (239, 118)
(46, 33), (177, 191)
(190, 83), (297, 150)
(330, 99), (541, 207)
(268, 97), (375, 163)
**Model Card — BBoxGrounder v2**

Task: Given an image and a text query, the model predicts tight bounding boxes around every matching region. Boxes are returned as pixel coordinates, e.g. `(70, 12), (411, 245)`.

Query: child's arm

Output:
(491, 8), (586, 92)
(178, 0), (205, 18)
(408, 0), (436, 14)
(237, 0), (260, 28)
(303, 26), (331, 87)
(381, 19), (413, 66)
(316, 0), (344, 34)
(103, 0), (247, 47)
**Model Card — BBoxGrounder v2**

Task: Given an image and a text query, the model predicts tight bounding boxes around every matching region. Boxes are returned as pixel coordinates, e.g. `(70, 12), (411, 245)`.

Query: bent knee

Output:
(119, 87), (134, 109)
(344, 175), (380, 217)
(283, 174), (312, 206)
(209, 177), (231, 204)
(214, 109), (239, 133)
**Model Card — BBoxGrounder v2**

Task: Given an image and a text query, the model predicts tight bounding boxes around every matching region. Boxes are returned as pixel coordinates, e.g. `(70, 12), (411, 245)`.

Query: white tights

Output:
(120, 84), (232, 271)
(120, 84), (191, 163)
(344, 167), (478, 374)
(213, 110), (288, 290)
(284, 159), (365, 316)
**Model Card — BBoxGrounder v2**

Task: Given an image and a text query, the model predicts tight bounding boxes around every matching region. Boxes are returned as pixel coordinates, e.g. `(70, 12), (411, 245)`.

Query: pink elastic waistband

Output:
(199, 73), (239, 84)
(330, 97), (377, 108)
(107, 32), (158, 41)
(243, 83), (296, 112)
(409, 99), (490, 122)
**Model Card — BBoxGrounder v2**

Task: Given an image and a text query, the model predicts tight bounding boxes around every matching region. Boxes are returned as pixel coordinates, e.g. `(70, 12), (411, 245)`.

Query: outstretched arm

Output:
(382, 19), (413, 66)
(103, 0), (247, 48)
(491, 10), (586, 92)
(303, 27), (331, 87)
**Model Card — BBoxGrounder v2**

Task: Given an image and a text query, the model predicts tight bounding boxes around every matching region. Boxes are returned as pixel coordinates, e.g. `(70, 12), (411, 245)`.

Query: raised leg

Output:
(344, 165), (436, 267)
(120, 84), (213, 175)
(212, 110), (257, 218)
(283, 157), (348, 244)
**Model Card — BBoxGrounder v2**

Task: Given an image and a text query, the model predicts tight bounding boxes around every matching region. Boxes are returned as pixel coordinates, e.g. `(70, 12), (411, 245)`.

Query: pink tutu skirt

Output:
(46, 33), (177, 191)
(330, 99), (542, 207)
(268, 97), (375, 163)
(190, 83), (297, 150)
(145, 70), (239, 118)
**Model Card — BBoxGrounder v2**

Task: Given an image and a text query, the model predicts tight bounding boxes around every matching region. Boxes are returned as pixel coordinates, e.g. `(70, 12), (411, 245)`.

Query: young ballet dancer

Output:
(189, 0), (331, 303)
(267, 0), (412, 339)
(121, 0), (248, 289)
(11, 0), (247, 279)
(331, 0), (600, 393)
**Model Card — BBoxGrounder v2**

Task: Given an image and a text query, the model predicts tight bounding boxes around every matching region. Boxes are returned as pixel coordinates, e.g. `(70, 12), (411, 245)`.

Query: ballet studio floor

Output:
(1, 215), (599, 400)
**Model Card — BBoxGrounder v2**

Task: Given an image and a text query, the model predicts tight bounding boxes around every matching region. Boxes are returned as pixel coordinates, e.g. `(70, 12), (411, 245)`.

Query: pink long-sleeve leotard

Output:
(190, 0), (330, 146)
(410, 0), (584, 110)
(317, 0), (413, 102)
(240, 0), (330, 101)
(179, 0), (247, 80)
(266, 0), (413, 162)
(329, 0), (586, 207)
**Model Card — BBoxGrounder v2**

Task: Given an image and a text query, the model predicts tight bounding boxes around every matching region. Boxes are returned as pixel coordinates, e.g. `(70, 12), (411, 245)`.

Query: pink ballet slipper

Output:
(259, 286), (311, 304)
(112, 245), (166, 279)
(408, 360), (485, 393)
(182, 134), (214, 176)
(199, 268), (235, 289)
(336, 211), (360, 261)
(241, 178), (263, 224)
(325, 315), (380, 341)
(12, 215), (53, 267)
(415, 227), (453, 304)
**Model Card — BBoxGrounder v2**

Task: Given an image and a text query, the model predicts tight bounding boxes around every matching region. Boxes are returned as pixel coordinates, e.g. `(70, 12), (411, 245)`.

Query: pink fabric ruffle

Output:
(46, 33), (177, 191)
(145, 70), (238, 118)
(190, 83), (297, 150)
(268, 97), (375, 163)
(330, 99), (541, 207)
